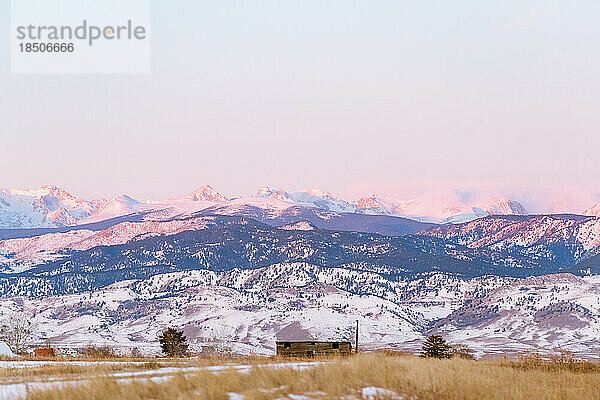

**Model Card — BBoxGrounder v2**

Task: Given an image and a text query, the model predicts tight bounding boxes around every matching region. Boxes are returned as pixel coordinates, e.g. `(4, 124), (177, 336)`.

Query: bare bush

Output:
(129, 347), (142, 358)
(512, 350), (599, 373)
(451, 343), (476, 360)
(0, 312), (38, 355)
(200, 325), (234, 357)
(78, 345), (117, 359)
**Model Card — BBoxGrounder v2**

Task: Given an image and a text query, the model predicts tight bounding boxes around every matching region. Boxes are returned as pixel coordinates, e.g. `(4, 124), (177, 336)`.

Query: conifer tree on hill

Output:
(420, 335), (453, 359)
(159, 327), (189, 357)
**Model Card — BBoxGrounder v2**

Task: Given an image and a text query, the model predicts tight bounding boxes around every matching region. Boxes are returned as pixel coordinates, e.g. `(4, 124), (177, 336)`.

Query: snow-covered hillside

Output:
(0, 217), (215, 272)
(0, 205), (599, 358)
(5, 266), (423, 355)
(434, 274), (600, 358)
(1, 265), (597, 357)
(419, 214), (600, 265)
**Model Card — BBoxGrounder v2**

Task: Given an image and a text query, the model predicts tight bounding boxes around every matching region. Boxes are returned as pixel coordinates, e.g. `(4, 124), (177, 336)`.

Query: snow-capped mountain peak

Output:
(185, 185), (228, 202)
(288, 188), (355, 213)
(355, 195), (397, 215)
(75, 194), (142, 224)
(101, 193), (137, 204)
(7, 185), (61, 198)
(0, 184), (535, 229)
(256, 186), (277, 197)
(255, 187), (292, 202)
(355, 195), (382, 209)
(5, 185), (94, 211)
(96, 194), (141, 214)
(440, 198), (527, 224)
(483, 197), (528, 216)
(354, 194), (528, 224)
(0, 185), (98, 228)
(303, 188), (336, 199)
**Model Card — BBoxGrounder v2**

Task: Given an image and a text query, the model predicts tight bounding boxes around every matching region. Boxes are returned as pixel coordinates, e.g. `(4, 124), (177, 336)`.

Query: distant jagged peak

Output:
(354, 195), (415, 217)
(255, 186), (291, 201)
(301, 187), (339, 200)
(185, 185), (228, 202)
(88, 194), (142, 216)
(106, 193), (140, 205)
(75, 193), (143, 225)
(482, 196), (528, 215)
(355, 195), (385, 209)
(256, 186), (277, 196)
(2, 185), (98, 216)
(0, 185), (100, 228)
(7, 184), (77, 200)
(353, 193), (528, 223)
(290, 188), (355, 213)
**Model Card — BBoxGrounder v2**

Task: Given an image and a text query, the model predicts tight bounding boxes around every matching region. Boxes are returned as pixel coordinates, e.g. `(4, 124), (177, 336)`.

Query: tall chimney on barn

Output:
(355, 319), (359, 354)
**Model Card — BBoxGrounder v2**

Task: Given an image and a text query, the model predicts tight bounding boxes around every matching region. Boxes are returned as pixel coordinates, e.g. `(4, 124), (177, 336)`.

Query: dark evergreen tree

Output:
(420, 335), (452, 359)
(159, 327), (189, 357)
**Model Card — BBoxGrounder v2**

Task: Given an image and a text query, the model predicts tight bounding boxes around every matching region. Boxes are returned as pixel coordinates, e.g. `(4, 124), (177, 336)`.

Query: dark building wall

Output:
(276, 341), (352, 357)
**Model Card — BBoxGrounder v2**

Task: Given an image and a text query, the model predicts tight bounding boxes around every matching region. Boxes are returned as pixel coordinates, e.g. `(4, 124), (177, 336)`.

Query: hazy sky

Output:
(1, 1), (599, 211)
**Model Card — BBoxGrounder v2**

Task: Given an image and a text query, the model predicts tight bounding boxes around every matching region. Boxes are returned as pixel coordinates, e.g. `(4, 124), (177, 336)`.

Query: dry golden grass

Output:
(20, 353), (600, 400)
(0, 356), (298, 386)
(510, 350), (600, 373)
(0, 362), (160, 383)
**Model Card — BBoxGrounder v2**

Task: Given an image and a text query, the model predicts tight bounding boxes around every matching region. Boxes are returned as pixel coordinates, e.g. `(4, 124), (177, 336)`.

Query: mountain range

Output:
(1, 184), (600, 358)
(0, 184), (540, 230)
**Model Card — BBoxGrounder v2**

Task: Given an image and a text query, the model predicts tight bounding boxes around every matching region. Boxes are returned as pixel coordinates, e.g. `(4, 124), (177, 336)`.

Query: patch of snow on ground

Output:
(361, 387), (403, 399)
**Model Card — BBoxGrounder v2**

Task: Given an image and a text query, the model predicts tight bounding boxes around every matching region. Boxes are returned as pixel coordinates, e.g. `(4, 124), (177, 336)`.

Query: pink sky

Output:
(1, 1), (599, 213)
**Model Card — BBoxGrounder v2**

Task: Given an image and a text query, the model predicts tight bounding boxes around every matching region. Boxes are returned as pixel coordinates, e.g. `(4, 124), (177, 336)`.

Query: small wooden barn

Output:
(276, 341), (352, 357)
(34, 348), (55, 358)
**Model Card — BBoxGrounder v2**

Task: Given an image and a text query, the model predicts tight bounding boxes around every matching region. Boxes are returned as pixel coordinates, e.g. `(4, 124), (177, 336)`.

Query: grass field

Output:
(2, 353), (594, 400)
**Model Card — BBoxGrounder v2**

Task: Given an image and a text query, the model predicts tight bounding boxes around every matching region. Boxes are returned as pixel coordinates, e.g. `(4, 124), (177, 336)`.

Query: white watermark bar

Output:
(10, 0), (151, 74)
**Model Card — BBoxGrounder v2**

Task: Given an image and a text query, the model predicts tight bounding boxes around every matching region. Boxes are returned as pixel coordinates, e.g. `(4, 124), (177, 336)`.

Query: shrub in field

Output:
(451, 343), (476, 360)
(512, 350), (600, 373)
(375, 349), (411, 357)
(0, 312), (38, 355)
(130, 347), (142, 358)
(420, 335), (452, 359)
(159, 327), (189, 357)
(79, 345), (117, 359)
(199, 343), (233, 358)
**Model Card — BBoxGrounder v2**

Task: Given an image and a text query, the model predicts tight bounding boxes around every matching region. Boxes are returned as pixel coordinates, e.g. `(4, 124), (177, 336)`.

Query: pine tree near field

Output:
(420, 335), (453, 359)
(159, 328), (189, 357)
